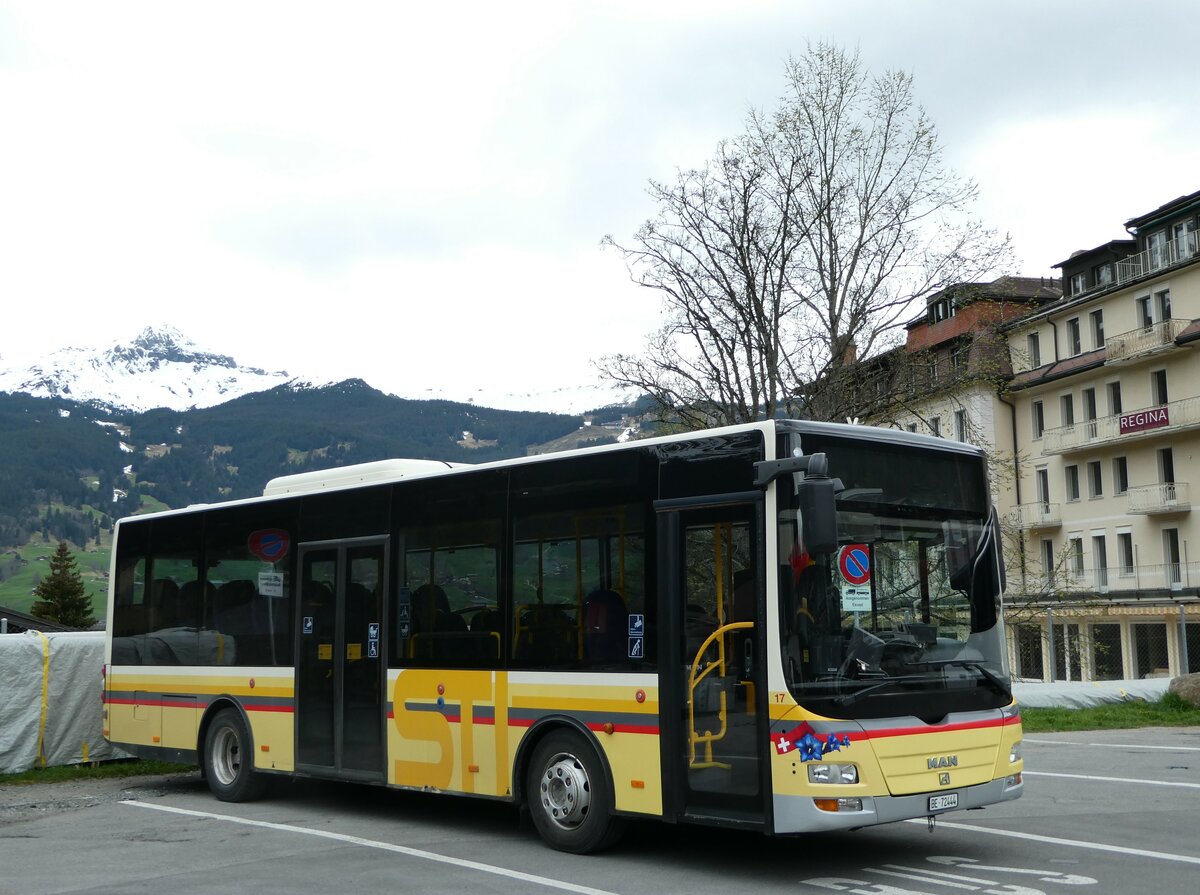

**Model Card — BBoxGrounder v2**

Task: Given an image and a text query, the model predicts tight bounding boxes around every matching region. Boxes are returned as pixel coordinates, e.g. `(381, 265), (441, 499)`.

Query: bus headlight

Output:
(808, 763), (858, 785)
(1010, 742), (1022, 764)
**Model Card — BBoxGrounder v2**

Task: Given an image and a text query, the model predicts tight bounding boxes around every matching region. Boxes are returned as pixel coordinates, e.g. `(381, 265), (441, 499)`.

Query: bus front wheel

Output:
(203, 708), (268, 802)
(526, 730), (624, 853)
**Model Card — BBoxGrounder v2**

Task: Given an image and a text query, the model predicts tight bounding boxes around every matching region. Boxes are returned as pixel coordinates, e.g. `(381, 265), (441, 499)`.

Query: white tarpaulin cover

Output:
(0, 630), (130, 774)
(1013, 677), (1172, 708)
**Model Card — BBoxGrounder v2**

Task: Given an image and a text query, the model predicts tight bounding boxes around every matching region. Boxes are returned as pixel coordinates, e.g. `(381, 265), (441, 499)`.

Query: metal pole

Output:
(1046, 606), (1056, 682)
(1, 618), (7, 635)
(1181, 603), (1192, 675)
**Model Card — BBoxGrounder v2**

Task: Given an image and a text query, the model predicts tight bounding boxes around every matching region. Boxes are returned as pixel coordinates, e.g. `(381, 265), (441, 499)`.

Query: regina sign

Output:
(1119, 407), (1170, 435)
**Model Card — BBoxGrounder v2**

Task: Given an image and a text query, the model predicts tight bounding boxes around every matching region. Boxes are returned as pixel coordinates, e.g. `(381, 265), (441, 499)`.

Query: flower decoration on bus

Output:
(770, 721), (852, 759)
(248, 529), (290, 563)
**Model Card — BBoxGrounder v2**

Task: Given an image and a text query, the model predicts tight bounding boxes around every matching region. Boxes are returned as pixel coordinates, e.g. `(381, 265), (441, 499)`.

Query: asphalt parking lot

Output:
(2, 726), (1197, 895)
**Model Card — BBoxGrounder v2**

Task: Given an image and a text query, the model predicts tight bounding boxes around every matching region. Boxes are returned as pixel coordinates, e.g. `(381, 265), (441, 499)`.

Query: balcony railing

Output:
(1116, 235), (1200, 286)
(1127, 481), (1191, 514)
(1023, 561), (1199, 597)
(1041, 394), (1200, 454)
(1015, 502), (1062, 529)
(1104, 318), (1189, 364)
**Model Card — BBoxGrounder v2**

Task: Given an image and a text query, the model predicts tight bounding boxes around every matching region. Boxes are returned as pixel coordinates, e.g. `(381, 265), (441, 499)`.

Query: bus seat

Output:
(514, 603), (577, 664)
(583, 588), (627, 663)
(149, 579), (180, 631)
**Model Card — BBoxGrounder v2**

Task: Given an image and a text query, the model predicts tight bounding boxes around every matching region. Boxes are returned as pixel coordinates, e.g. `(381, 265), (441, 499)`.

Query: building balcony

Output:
(1023, 562), (1200, 598)
(1040, 395), (1200, 454)
(1015, 502), (1062, 530)
(1116, 236), (1200, 287)
(1103, 319), (1189, 365)
(1126, 481), (1191, 514)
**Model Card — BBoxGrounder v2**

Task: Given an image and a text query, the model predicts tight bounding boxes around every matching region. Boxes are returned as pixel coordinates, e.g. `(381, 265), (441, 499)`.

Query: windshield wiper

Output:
(924, 659), (1012, 698)
(833, 676), (908, 707)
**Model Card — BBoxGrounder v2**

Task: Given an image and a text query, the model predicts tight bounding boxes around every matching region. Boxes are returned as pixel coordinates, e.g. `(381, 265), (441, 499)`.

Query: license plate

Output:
(928, 793), (958, 811)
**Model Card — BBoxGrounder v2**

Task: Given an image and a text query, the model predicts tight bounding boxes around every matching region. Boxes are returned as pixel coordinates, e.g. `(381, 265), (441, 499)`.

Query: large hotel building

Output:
(866, 188), (1200, 682)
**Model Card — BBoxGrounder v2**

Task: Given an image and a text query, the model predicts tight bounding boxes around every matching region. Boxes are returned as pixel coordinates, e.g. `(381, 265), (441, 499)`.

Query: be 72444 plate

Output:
(928, 792), (958, 811)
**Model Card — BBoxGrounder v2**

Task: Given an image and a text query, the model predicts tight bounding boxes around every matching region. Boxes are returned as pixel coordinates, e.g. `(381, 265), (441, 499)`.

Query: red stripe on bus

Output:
(103, 696), (292, 713)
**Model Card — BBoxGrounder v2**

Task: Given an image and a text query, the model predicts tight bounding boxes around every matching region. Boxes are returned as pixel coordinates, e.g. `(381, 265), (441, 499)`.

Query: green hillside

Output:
(0, 380), (630, 619)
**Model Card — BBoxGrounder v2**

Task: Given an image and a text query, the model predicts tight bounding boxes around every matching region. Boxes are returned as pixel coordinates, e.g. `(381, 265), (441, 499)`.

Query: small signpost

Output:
(838, 544), (872, 612)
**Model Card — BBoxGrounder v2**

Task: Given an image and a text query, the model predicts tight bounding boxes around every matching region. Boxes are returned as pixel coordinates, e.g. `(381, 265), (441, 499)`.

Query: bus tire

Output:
(203, 708), (268, 802)
(526, 729), (624, 854)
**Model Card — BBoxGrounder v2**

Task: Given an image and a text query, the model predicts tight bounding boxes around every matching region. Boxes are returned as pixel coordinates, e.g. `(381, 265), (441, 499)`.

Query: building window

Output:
(1065, 465), (1080, 502)
(927, 296), (953, 324)
(1087, 460), (1103, 498)
(953, 409), (967, 443)
(1082, 387), (1097, 439)
(1040, 538), (1055, 575)
(1092, 534), (1108, 589)
(1164, 528), (1182, 587)
(951, 342), (968, 373)
(1173, 219), (1197, 258)
(1069, 535), (1085, 577)
(1137, 295), (1153, 328)
(1070, 272), (1086, 295)
(1094, 263), (1113, 287)
(929, 416), (941, 437)
(1066, 317), (1082, 356)
(1113, 456), (1129, 495)
(1156, 289), (1172, 321)
(1107, 380), (1122, 416)
(1026, 332), (1041, 369)
(1158, 447), (1175, 484)
(905, 422), (917, 433)
(1117, 531), (1134, 576)
(1089, 309), (1104, 347)
(1151, 369), (1168, 406)
(1032, 400), (1045, 439)
(1060, 394), (1075, 427)
(1147, 229), (1168, 269)
(1036, 467), (1050, 509)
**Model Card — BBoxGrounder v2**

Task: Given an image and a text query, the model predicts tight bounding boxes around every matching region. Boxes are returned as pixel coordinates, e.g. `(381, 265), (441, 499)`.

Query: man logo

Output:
(939, 772), (951, 785)
(927, 755), (958, 769)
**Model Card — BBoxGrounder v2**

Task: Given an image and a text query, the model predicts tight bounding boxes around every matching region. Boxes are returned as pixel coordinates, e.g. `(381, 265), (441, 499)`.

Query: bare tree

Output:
(599, 130), (813, 429)
(601, 43), (1011, 425)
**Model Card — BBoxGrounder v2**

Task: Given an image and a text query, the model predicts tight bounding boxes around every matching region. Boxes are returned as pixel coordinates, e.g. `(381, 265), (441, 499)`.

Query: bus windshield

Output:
(778, 432), (1010, 721)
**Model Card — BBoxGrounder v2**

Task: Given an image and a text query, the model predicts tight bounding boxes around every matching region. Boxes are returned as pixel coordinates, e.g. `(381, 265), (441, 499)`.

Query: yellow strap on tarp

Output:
(35, 630), (50, 768)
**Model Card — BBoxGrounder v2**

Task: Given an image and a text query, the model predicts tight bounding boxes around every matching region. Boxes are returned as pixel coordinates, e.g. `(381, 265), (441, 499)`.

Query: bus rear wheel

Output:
(526, 730), (624, 854)
(203, 708), (268, 802)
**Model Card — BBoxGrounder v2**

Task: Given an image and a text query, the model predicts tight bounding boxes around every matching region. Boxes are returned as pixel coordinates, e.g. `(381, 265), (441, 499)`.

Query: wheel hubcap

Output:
(212, 726), (242, 786)
(538, 752), (591, 830)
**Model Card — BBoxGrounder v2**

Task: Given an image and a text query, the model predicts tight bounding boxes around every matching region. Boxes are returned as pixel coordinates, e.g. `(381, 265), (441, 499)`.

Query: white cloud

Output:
(2, 1), (1198, 409)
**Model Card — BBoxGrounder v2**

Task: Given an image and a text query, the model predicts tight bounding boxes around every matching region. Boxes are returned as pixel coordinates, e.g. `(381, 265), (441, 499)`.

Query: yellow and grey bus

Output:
(103, 419), (1023, 853)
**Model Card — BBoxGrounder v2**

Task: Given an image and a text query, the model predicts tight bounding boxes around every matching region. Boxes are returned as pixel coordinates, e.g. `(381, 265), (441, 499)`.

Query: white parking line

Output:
(1023, 770), (1200, 789)
(122, 800), (619, 895)
(904, 817), (1200, 866)
(1024, 737), (1200, 752)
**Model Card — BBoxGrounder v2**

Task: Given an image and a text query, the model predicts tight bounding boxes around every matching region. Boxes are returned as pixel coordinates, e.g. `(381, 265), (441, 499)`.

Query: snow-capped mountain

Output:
(0, 326), (295, 412)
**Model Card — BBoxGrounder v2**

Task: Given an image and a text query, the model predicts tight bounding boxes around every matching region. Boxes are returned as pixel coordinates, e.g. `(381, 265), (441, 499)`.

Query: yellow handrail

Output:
(687, 621), (753, 769)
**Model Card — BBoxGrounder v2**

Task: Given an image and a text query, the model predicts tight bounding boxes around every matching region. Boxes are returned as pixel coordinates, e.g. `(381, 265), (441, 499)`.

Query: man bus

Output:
(104, 419), (1023, 853)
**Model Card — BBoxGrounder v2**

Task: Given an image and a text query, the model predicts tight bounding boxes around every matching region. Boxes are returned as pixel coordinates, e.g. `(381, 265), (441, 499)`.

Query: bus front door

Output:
(296, 539), (388, 781)
(660, 503), (766, 827)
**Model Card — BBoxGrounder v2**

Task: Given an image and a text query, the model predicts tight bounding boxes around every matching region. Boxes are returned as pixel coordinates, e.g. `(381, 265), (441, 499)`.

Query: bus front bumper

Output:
(772, 774), (1023, 834)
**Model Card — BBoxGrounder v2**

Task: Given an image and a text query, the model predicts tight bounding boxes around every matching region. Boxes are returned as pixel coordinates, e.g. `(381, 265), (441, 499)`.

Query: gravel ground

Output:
(0, 770), (202, 826)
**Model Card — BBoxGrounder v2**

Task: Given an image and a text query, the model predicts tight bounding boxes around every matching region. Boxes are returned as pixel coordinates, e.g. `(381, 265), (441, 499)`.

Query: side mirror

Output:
(798, 476), (838, 554)
(755, 451), (839, 554)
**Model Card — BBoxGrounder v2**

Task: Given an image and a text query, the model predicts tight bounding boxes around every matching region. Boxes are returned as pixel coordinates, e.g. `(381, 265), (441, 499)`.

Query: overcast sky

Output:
(2, 1), (1197, 411)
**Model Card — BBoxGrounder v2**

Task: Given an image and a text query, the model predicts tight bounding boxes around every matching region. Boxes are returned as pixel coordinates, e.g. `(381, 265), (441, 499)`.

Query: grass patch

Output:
(1021, 692), (1200, 732)
(0, 759), (194, 787)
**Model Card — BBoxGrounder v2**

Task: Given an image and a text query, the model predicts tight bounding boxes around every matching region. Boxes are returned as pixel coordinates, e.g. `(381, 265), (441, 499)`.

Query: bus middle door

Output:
(296, 538), (388, 781)
(658, 499), (766, 828)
